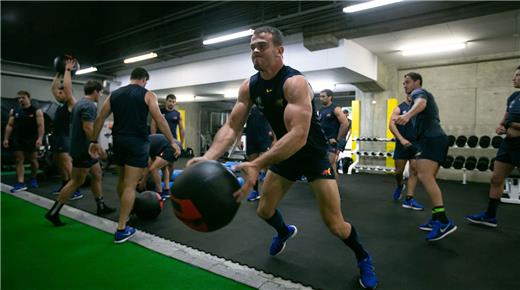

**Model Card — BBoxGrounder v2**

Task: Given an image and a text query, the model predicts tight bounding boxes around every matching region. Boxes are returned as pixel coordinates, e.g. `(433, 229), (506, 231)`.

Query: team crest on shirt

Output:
(322, 168), (333, 176)
(266, 88), (272, 93)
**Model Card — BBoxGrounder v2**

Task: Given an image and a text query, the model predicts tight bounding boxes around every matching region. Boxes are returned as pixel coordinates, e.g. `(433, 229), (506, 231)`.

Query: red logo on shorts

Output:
(322, 168), (332, 176)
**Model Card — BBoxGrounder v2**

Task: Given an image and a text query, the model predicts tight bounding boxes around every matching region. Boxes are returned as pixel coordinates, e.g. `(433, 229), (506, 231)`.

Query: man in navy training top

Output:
(318, 89), (349, 185)
(466, 65), (520, 227)
(187, 26), (378, 289)
(151, 93), (185, 192)
(245, 105), (276, 201)
(90, 67), (179, 244)
(389, 93), (423, 210)
(3, 90), (44, 192)
(395, 72), (457, 242)
(45, 80), (116, 226)
(50, 58), (82, 199)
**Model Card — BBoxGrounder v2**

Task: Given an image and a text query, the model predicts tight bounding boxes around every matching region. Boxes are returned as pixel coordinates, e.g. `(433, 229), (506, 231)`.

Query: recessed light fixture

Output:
(343, 0), (403, 13)
(401, 42), (466, 56)
(75, 66), (97, 75)
(123, 52), (158, 64)
(203, 29), (254, 45)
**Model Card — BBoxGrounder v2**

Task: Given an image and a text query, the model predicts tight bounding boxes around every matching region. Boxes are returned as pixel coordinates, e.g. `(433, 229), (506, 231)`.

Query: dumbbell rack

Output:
(348, 137), (396, 174)
(443, 135), (503, 185)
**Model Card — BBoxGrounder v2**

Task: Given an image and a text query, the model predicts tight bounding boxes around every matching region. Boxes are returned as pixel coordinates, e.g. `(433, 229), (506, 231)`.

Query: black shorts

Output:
(246, 139), (270, 156)
(269, 149), (335, 182)
(416, 135), (449, 164)
(50, 134), (70, 153)
(495, 137), (520, 167)
(72, 154), (98, 168)
(113, 135), (150, 168)
(155, 140), (181, 163)
(11, 138), (37, 152)
(393, 143), (418, 160)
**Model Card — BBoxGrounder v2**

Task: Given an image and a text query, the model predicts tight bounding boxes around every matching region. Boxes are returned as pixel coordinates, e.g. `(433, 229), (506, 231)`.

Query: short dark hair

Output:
(130, 67), (150, 81)
(84, 80), (103, 95)
(166, 94), (176, 100)
(17, 90), (30, 98)
(320, 89), (334, 98)
(404, 72), (423, 86)
(254, 26), (283, 46)
(517, 65), (520, 70)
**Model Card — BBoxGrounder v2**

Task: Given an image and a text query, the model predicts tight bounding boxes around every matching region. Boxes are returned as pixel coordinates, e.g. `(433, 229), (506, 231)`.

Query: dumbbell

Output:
(371, 151), (378, 156)
(479, 136), (491, 148)
(467, 135), (478, 148)
(464, 156), (477, 170)
(452, 155), (466, 169)
(455, 135), (467, 147)
(491, 136), (503, 148)
(489, 157), (495, 171)
(447, 135), (456, 147)
(477, 157), (490, 172)
(386, 152), (393, 157)
(441, 155), (454, 169)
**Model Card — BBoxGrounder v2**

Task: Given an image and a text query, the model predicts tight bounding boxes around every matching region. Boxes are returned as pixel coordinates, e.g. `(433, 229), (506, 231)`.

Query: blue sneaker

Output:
(247, 191), (260, 202)
(160, 191), (171, 200)
(70, 190), (83, 200)
(419, 219), (434, 231)
(466, 212), (497, 228)
(402, 198), (424, 211)
(114, 226), (136, 244)
(10, 182), (27, 193)
(358, 255), (378, 289)
(392, 185), (404, 201)
(30, 178), (39, 188)
(269, 225), (297, 256)
(426, 219), (457, 241)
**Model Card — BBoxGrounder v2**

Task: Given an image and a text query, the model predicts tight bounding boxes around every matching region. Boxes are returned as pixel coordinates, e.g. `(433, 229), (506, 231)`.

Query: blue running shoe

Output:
(247, 191), (260, 202)
(160, 191), (171, 200)
(269, 225), (297, 256)
(426, 219), (457, 241)
(114, 226), (136, 244)
(10, 182), (27, 193)
(30, 178), (39, 188)
(392, 185), (404, 201)
(70, 190), (84, 200)
(358, 255), (378, 289)
(402, 198), (424, 211)
(419, 219), (434, 231)
(466, 212), (497, 228)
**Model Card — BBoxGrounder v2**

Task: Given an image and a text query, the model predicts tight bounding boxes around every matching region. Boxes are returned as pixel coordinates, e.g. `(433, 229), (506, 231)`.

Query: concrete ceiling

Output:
(353, 10), (520, 68)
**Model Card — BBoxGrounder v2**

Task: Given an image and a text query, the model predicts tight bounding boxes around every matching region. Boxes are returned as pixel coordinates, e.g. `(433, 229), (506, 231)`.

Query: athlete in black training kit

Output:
(45, 80), (116, 227)
(3, 90), (44, 192)
(318, 89), (349, 185)
(466, 65), (520, 227)
(90, 67), (179, 244)
(388, 93), (423, 210)
(187, 26), (378, 289)
(244, 105), (276, 201)
(395, 72), (457, 242)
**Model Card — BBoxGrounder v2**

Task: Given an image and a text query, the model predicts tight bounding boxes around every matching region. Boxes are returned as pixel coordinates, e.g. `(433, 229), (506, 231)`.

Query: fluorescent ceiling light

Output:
(203, 29), (254, 45)
(401, 43), (466, 56)
(75, 66), (97, 75)
(343, 0), (403, 13)
(123, 52), (158, 64)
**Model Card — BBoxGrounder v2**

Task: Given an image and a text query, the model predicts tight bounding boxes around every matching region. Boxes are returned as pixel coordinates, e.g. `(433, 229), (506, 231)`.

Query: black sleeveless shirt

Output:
(249, 65), (327, 154)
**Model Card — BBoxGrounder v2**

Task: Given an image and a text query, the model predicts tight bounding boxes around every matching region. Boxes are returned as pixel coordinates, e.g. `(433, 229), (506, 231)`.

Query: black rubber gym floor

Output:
(4, 159), (519, 290)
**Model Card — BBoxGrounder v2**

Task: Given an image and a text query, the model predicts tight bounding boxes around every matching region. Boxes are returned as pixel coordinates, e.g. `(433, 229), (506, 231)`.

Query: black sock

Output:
(253, 181), (259, 192)
(48, 201), (65, 216)
(95, 197), (104, 206)
(485, 198), (500, 218)
(265, 209), (289, 237)
(45, 201), (66, 226)
(405, 196), (413, 201)
(343, 225), (369, 262)
(432, 206), (449, 223)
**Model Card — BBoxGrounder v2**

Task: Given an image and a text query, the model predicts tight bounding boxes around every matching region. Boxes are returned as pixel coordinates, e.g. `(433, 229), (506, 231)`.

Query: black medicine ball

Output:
(53, 55), (80, 75)
(134, 191), (163, 220)
(170, 160), (240, 232)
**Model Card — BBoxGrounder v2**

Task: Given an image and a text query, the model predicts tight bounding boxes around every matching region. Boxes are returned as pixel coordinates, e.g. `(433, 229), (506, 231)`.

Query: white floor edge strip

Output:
(1, 183), (313, 290)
